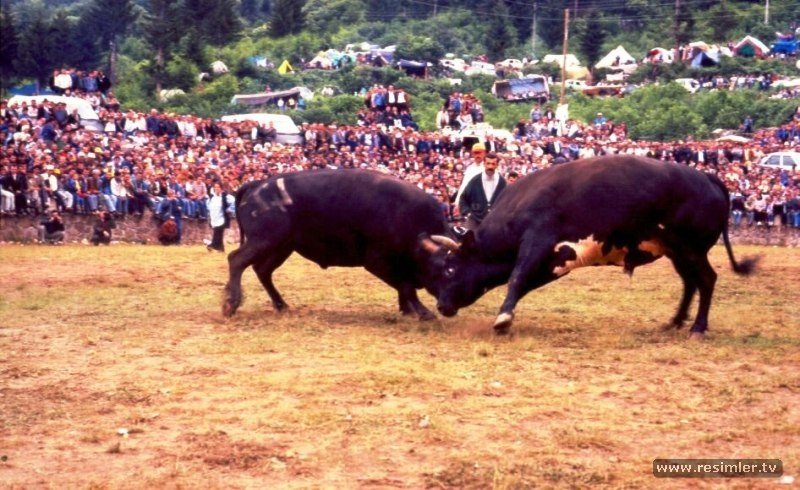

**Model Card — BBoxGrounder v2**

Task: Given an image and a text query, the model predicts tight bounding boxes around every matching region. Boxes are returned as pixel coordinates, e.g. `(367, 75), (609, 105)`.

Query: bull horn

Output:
(430, 235), (460, 251)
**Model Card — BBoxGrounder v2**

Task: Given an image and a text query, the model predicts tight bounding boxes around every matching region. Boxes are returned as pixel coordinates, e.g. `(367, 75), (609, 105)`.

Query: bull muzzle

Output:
(437, 302), (458, 317)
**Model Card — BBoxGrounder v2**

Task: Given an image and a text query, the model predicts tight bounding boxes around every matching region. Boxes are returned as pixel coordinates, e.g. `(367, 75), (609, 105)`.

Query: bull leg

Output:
(494, 237), (556, 334)
(666, 258), (698, 329)
(223, 241), (276, 317)
(252, 247), (293, 311)
(365, 254), (435, 321)
(398, 285), (436, 321)
(689, 255), (717, 338)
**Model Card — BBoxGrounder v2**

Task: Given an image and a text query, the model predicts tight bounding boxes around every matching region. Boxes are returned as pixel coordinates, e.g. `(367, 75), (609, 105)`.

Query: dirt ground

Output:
(0, 244), (798, 488)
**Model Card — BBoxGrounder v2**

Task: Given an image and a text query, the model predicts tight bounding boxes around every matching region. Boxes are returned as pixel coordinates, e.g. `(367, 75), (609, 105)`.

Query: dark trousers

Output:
(210, 225), (225, 251)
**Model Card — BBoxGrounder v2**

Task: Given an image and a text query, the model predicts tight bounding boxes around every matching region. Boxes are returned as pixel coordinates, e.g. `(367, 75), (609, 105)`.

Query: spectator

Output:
(39, 209), (65, 244)
(90, 210), (116, 245)
(458, 152), (507, 231)
(157, 188), (184, 244)
(204, 181), (235, 252)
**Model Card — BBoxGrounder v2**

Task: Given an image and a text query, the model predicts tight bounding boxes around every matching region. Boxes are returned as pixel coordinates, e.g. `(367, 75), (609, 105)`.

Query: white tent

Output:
(543, 54), (581, 67)
(645, 47), (674, 64)
(211, 60), (229, 74)
(308, 53), (333, 69)
(595, 45), (637, 70)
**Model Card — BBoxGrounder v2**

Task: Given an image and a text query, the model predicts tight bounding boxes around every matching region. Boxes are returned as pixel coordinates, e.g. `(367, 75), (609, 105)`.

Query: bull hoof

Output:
(493, 312), (514, 335)
(688, 331), (705, 341)
(418, 310), (437, 322)
(222, 301), (237, 318)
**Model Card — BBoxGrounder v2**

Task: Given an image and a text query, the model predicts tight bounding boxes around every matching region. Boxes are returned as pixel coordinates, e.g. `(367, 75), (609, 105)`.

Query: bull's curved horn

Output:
(430, 235), (460, 251)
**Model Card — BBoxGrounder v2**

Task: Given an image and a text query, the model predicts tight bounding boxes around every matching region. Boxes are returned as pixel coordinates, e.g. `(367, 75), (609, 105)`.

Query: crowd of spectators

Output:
(2, 74), (800, 245)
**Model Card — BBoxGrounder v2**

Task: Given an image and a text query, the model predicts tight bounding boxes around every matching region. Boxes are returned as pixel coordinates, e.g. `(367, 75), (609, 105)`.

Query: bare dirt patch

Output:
(0, 244), (797, 488)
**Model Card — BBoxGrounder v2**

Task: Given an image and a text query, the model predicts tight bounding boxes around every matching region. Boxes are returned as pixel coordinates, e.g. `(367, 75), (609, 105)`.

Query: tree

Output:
(79, 0), (137, 50)
(270, 0), (305, 37)
(483, 0), (516, 60)
(0, 1), (19, 84)
(705, 2), (739, 43)
(578, 11), (605, 72)
(142, 0), (183, 94)
(183, 0), (243, 47)
(303, 0), (365, 35)
(13, 10), (60, 86)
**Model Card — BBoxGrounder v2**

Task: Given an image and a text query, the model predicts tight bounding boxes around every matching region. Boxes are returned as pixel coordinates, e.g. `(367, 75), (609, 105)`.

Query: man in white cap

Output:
(455, 141), (487, 212)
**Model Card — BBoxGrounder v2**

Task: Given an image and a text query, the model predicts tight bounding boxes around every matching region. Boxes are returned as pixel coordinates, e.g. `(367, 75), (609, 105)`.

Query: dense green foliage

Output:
(1, 0), (799, 140)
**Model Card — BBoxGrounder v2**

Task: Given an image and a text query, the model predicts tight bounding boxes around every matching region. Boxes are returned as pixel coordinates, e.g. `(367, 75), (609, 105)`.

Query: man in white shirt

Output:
(458, 152), (507, 231)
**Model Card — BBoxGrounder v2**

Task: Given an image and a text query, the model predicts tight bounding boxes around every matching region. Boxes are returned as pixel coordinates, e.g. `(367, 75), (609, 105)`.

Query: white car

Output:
(563, 79), (588, 90)
(496, 59), (524, 70)
(466, 61), (497, 77)
(674, 78), (700, 93)
(440, 58), (467, 72)
(758, 151), (800, 171)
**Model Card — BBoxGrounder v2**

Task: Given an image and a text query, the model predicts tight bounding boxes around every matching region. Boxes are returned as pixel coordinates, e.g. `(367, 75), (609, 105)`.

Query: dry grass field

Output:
(1, 244), (798, 489)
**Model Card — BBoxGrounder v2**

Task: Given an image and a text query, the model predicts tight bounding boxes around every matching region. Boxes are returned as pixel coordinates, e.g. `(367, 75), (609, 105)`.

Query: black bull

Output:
(430, 156), (759, 337)
(223, 170), (451, 319)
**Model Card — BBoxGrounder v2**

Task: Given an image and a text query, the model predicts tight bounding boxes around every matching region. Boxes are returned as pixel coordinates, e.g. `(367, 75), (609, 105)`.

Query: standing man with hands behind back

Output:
(458, 151), (507, 231)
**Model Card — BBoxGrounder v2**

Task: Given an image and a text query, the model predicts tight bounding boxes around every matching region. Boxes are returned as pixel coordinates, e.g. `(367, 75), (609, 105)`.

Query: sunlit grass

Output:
(0, 243), (798, 487)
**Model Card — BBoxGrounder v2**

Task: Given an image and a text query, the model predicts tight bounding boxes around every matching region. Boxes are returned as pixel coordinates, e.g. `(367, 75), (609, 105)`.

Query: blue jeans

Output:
(731, 210), (743, 226)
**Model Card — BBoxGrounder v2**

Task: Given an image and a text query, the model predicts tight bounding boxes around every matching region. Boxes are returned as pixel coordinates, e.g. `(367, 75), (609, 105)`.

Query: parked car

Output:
(674, 78), (700, 93)
(563, 79), (588, 90)
(496, 59), (524, 71)
(758, 151), (800, 171)
(465, 61), (497, 77)
(440, 58), (467, 72)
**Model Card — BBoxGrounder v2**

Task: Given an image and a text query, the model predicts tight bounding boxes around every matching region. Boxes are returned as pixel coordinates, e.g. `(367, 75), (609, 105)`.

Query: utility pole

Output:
(764, 0), (769, 25)
(673, 0), (681, 63)
(531, 1), (538, 60)
(560, 8), (569, 106)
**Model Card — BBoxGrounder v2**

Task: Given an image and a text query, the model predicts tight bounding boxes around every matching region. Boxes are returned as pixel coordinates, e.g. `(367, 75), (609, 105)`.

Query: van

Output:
(758, 151), (800, 171)
(220, 113), (304, 145)
(7, 95), (104, 131)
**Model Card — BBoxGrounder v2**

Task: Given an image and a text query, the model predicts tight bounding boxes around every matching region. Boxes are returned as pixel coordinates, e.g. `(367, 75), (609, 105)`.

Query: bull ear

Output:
(461, 230), (477, 252)
(430, 234), (460, 251)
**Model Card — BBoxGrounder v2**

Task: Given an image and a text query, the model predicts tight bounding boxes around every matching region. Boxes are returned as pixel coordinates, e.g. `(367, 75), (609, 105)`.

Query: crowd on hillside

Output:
(2, 71), (800, 244)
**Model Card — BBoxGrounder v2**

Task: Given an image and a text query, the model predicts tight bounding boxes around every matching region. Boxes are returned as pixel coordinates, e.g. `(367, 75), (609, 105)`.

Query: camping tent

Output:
(595, 45), (637, 72)
(211, 60), (229, 74)
(733, 36), (770, 58)
(645, 47), (673, 64)
(397, 60), (430, 78)
(542, 54), (581, 68)
(278, 59), (294, 74)
(690, 50), (720, 68)
(308, 53), (333, 69)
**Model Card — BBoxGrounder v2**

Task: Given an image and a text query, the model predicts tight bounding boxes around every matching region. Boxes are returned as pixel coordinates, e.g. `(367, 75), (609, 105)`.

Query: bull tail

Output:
(706, 173), (759, 276)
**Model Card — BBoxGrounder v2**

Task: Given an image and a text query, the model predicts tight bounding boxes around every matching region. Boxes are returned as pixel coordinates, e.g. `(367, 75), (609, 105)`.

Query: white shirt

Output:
(481, 172), (499, 202)
(207, 191), (235, 228)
